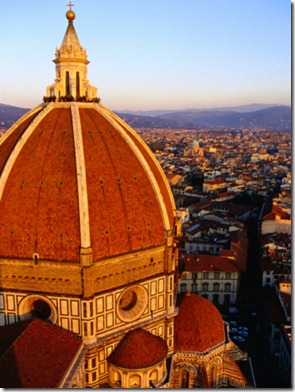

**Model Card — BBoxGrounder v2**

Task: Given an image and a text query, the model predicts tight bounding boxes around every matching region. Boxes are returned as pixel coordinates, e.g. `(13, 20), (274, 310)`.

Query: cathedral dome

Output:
(0, 102), (175, 263)
(174, 292), (225, 352)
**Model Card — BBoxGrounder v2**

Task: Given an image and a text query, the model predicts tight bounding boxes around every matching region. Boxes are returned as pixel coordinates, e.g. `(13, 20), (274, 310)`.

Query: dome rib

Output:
(70, 103), (91, 250)
(104, 107), (176, 227)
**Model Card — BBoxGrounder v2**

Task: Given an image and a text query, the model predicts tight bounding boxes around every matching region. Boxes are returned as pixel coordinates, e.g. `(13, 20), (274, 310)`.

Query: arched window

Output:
(225, 283), (231, 292)
(76, 71), (80, 98)
(66, 71), (70, 95)
(191, 283), (198, 293)
(113, 371), (121, 385)
(180, 283), (187, 293)
(150, 369), (158, 382)
(210, 365), (217, 387)
(213, 283), (220, 292)
(213, 294), (219, 305)
(224, 294), (231, 306)
(180, 369), (190, 388)
(202, 282), (209, 292)
(130, 374), (141, 388)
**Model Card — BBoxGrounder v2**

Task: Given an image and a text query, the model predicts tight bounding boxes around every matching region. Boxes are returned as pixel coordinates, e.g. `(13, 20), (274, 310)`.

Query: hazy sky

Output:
(0, 0), (291, 111)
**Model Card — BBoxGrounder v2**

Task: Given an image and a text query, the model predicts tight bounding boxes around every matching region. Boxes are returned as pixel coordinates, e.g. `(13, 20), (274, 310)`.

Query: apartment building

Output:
(178, 254), (242, 306)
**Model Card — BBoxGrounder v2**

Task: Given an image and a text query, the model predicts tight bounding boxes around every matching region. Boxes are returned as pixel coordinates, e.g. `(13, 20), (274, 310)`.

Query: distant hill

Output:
(155, 106), (291, 130)
(118, 105), (291, 131)
(0, 102), (291, 131)
(0, 103), (30, 129)
(121, 103), (282, 117)
(120, 106), (291, 131)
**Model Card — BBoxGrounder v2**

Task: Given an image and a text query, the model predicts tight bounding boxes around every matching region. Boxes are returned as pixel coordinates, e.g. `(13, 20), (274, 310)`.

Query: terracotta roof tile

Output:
(0, 318), (82, 388)
(182, 254), (240, 272)
(0, 108), (80, 261)
(80, 108), (166, 259)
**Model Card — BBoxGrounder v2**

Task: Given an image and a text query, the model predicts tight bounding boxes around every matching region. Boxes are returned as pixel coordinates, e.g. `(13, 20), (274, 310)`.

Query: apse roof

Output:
(107, 328), (168, 369)
(174, 291), (225, 352)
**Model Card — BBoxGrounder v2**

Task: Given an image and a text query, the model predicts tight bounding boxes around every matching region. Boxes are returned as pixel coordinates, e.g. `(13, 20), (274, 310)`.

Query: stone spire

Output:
(46, 3), (97, 101)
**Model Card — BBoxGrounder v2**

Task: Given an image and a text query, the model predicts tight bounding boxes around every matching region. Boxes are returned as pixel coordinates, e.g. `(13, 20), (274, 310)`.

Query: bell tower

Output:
(46, 2), (97, 101)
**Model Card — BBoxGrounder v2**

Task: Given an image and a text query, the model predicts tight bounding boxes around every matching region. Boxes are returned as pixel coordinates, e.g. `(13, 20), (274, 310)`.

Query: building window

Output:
(203, 272), (209, 279)
(224, 283), (231, 292)
(213, 294), (219, 305)
(191, 283), (198, 293)
(76, 71), (80, 98)
(192, 272), (198, 280)
(83, 323), (88, 336)
(226, 272), (231, 279)
(224, 294), (231, 306)
(214, 272), (220, 279)
(213, 283), (220, 292)
(180, 283), (187, 293)
(202, 282), (209, 292)
(83, 303), (87, 318)
(66, 71), (70, 95)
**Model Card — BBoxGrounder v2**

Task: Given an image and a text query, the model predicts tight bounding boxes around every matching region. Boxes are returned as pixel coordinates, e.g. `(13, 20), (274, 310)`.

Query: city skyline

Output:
(0, 0), (291, 111)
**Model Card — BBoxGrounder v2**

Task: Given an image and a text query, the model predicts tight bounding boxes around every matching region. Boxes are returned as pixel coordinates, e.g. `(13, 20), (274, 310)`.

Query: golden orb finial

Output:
(66, 2), (75, 21)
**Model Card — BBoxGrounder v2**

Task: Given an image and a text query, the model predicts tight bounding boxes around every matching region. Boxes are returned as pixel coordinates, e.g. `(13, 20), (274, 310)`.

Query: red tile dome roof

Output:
(0, 103), (175, 262)
(174, 292), (225, 352)
(107, 328), (168, 369)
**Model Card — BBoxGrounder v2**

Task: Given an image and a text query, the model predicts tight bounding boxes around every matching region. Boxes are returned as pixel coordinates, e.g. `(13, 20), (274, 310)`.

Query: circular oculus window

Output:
(18, 295), (57, 324)
(117, 285), (148, 322)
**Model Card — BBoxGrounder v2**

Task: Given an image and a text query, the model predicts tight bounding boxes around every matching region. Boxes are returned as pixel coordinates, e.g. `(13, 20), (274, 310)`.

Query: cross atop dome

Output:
(66, 2), (75, 22)
(67, 1), (74, 10)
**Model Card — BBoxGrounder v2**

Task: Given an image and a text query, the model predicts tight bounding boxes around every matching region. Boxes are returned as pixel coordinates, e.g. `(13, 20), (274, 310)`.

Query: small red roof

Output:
(204, 178), (226, 185)
(107, 328), (168, 369)
(262, 205), (290, 221)
(0, 318), (82, 388)
(182, 253), (240, 272)
(175, 292), (225, 352)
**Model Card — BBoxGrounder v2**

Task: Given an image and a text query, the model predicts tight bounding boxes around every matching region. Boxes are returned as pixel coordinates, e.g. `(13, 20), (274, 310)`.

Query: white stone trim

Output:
(0, 105), (44, 145)
(93, 105), (172, 231)
(103, 105), (176, 214)
(70, 103), (91, 248)
(0, 103), (53, 201)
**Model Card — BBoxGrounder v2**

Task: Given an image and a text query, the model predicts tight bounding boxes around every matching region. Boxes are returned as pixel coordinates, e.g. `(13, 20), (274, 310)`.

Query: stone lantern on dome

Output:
(46, 2), (97, 101)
